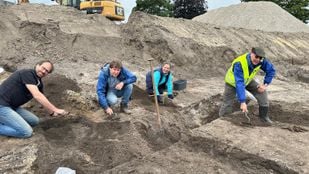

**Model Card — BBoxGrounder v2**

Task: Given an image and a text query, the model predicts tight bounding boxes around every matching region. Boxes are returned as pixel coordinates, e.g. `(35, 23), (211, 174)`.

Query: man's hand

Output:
(51, 109), (69, 117)
(115, 82), (124, 90)
(105, 107), (113, 115)
(257, 84), (267, 93)
(240, 102), (248, 113)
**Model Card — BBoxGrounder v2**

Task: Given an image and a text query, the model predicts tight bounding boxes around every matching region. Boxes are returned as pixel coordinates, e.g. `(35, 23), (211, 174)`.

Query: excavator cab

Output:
(79, 0), (125, 21)
(56, 0), (125, 21)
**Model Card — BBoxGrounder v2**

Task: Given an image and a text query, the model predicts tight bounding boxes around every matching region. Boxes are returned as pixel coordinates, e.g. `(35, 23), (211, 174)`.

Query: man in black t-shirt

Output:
(0, 60), (68, 138)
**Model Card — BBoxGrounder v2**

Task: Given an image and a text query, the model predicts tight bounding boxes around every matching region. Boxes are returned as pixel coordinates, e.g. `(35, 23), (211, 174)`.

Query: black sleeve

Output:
(21, 71), (38, 86)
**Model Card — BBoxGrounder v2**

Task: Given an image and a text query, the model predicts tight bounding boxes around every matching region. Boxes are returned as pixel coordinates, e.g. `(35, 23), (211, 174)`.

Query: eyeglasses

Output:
(42, 66), (51, 74)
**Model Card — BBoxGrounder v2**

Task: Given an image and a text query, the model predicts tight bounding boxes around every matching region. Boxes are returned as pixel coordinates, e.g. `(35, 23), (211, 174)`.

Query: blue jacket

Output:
(96, 64), (137, 109)
(234, 53), (276, 103)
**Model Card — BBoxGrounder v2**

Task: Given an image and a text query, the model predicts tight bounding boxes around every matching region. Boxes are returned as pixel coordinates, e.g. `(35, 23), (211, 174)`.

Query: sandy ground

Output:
(0, 3), (309, 174)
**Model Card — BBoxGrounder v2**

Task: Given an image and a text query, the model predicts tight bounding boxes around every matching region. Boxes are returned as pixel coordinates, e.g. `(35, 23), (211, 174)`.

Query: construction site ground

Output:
(0, 3), (309, 174)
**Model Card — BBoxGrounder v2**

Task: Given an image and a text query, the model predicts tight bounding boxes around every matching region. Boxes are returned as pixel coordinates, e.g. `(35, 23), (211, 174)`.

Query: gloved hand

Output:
(157, 95), (163, 103)
(168, 94), (174, 99)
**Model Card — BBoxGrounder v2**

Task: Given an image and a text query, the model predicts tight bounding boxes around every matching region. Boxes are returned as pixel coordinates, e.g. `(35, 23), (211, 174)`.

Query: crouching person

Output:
(97, 60), (137, 116)
(146, 62), (173, 103)
(219, 47), (276, 124)
(0, 60), (69, 138)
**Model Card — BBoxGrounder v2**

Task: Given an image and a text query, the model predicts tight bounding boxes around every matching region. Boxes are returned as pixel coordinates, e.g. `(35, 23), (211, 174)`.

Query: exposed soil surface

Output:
(0, 3), (309, 174)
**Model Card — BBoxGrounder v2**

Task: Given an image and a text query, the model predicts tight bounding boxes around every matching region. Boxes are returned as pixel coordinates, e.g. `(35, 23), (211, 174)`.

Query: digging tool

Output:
(147, 58), (161, 129)
(244, 111), (251, 123)
(241, 111), (253, 126)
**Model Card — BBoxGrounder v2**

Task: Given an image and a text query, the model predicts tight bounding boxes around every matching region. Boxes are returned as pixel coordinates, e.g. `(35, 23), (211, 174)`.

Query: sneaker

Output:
(120, 104), (132, 114)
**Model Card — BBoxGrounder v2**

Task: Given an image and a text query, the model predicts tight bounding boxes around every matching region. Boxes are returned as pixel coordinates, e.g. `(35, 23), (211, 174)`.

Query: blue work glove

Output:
(157, 95), (163, 103)
(168, 94), (174, 99)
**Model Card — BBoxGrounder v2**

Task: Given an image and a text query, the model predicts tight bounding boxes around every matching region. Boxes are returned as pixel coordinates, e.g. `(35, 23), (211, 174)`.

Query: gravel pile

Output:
(193, 1), (309, 33)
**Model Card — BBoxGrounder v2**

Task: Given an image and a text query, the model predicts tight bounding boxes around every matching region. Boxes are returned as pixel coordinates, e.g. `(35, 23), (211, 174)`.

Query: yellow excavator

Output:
(17, 0), (125, 21)
(57, 0), (125, 21)
(80, 0), (125, 21)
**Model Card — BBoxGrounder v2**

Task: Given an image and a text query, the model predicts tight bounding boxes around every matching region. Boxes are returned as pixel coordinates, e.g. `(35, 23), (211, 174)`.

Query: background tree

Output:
(240, 0), (309, 23)
(133, 0), (174, 17)
(174, 0), (208, 19)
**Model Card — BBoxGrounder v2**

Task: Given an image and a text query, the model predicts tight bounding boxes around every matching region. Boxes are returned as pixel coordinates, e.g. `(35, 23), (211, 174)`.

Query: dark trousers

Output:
(219, 79), (269, 117)
(147, 84), (166, 95)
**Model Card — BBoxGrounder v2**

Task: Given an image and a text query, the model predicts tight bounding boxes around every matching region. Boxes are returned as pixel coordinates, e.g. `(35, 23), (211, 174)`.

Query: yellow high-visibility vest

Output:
(225, 53), (261, 87)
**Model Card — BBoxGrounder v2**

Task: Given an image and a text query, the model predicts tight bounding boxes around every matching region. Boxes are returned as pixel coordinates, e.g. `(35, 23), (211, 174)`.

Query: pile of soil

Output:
(193, 1), (309, 33)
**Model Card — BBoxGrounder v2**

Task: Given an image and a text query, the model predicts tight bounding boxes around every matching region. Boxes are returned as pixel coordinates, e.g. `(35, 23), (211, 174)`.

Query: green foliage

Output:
(240, 0), (309, 23)
(134, 0), (174, 17)
(174, 0), (208, 19)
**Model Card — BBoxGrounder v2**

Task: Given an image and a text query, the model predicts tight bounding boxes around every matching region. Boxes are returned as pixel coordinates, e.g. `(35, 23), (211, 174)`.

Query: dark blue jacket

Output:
(96, 64), (137, 109)
(234, 53), (276, 103)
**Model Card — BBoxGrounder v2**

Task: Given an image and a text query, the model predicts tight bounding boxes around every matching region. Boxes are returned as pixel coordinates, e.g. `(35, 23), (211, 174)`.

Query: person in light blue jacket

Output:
(146, 63), (173, 103)
(96, 60), (137, 115)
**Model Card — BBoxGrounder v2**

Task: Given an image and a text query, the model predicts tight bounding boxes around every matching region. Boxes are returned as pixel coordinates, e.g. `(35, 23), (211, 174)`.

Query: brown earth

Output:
(0, 3), (309, 174)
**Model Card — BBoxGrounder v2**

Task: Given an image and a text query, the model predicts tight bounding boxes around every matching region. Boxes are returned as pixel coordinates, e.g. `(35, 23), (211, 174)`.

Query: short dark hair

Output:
(36, 60), (54, 73)
(109, 60), (122, 69)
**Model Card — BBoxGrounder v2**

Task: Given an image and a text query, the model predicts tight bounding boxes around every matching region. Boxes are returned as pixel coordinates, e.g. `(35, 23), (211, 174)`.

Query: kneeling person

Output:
(146, 63), (173, 103)
(0, 60), (68, 138)
(96, 60), (137, 115)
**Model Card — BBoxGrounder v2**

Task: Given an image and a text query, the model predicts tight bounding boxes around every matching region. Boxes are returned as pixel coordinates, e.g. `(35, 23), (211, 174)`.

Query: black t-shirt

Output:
(0, 69), (43, 108)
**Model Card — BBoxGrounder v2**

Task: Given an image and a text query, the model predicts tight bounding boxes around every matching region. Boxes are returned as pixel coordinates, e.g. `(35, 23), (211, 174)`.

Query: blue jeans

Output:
(0, 105), (39, 138)
(107, 84), (133, 106)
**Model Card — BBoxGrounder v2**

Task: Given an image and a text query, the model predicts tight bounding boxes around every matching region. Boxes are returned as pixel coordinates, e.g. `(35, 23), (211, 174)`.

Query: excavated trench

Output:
(29, 75), (182, 173)
(26, 74), (307, 173)
(184, 135), (299, 174)
(32, 115), (184, 173)
(221, 101), (309, 131)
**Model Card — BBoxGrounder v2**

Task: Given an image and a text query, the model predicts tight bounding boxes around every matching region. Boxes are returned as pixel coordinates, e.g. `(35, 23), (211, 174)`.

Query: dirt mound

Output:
(193, 1), (309, 33)
(0, 4), (309, 174)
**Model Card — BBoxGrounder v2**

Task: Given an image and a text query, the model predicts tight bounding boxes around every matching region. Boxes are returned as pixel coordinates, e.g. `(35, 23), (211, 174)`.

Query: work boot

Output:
(259, 106), (273, 124)
(120, 103), (132, 114)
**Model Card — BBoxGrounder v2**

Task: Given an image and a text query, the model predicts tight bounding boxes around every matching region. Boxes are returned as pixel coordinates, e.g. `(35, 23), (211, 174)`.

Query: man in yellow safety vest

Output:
(219, 47), (276, 124)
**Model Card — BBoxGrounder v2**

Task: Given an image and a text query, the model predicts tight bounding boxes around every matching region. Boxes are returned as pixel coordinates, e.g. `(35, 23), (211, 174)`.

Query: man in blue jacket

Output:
(97, 60), (137, 115)
(146, 63), (173, 103)
(219, 47), (276, 124)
